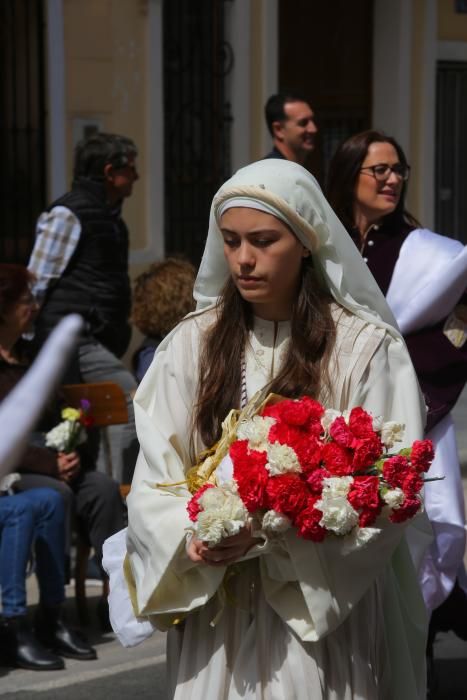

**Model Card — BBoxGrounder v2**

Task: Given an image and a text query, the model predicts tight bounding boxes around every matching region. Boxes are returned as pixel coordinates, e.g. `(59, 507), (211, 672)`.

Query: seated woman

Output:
(124, 159), (430, 699)
(0, 487), (95, 669)
(131, 258), (196, 382)
(0, 264), (125, 627)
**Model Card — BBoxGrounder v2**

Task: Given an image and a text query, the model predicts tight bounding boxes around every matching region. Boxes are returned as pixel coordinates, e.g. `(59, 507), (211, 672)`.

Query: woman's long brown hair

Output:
(193, 257), (336, 449)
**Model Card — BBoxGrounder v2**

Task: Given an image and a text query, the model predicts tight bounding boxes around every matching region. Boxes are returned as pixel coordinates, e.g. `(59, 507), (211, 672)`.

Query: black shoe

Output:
(34, 606), (97, 661)
(0, 616), (64, 671)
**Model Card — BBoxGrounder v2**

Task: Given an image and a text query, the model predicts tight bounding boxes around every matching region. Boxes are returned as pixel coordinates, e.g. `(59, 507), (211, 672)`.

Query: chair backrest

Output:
(61, 382), (128, 427)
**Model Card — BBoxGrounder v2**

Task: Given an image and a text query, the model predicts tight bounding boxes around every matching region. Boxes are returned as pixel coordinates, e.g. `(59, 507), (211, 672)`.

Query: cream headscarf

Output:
(193, 158), (400, 336)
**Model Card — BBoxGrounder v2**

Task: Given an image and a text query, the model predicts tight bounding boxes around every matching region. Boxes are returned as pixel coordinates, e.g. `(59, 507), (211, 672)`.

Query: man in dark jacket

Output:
(28, 133), (139, 483)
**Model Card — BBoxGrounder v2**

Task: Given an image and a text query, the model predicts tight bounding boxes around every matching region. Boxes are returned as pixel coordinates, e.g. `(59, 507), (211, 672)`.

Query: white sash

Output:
(386, 228), (467, 335)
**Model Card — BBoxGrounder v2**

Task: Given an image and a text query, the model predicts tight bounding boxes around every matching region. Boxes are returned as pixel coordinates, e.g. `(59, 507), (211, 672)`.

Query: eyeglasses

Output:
(360, 163), (410, 182)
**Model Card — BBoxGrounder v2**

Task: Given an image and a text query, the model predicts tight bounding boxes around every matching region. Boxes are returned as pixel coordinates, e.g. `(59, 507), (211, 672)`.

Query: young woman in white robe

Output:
(125, 159), (430, 699)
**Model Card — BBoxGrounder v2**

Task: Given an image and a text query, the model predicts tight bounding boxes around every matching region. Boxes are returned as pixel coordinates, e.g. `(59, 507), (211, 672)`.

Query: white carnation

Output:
(316, 476), (358, 536)
(196, 484), (248, 545)
(237, 416), (275, 449)
(380, 422), (405, 449)
(316, 496), (359, 536)
(320, 409), (342, 432)
(45, 420), (85, 451)
(321, 476), (353, 498)
(262, 509), (291, 534)
(265, 442), (301, 475)
(383, 487), (405, 509)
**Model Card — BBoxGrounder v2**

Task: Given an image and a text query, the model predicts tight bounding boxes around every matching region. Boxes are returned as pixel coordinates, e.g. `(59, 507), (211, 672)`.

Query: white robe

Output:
(126, 305), (429, 700)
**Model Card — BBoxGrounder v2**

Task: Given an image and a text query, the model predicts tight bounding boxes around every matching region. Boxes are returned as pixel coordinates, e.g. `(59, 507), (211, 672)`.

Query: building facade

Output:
(2, 0), (466, 271)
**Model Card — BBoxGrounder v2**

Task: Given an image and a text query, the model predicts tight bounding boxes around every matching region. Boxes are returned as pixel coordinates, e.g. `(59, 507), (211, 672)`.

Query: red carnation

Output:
(268, 421), (304, 449)
(352, 434), (383, 469)
(359, 506), (380, 527)
(402, 470), (423, 496)
(186, 483), (215, 522)
(230, 440), (267, 475)
(265, 473), (309, 520)
(410, 440), (435, 473)
(295, 498), (326, 541)
(382, 455), (409, 488)
(321, 442), (353, 476)
(294, 436), (323, 473)
(299, 396), (326, 422)
(262, 396), (324, 428)
(348, 407), (376, 439)
(261, 402), (283, 421)
(306, 468), (329, 495)
(348, 476), (380, 511)
(329, 416), (354, 448)
(390, 496), (421, 523)
(230, 440), (269, 512)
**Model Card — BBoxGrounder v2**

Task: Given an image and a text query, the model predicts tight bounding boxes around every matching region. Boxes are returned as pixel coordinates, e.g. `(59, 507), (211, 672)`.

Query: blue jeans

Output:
(0, 488), (65, 617)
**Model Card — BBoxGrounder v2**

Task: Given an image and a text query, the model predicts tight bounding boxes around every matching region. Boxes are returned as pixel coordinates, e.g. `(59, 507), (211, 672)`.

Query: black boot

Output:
(34, 605), (97, 661)
(0, 616), (64, 671)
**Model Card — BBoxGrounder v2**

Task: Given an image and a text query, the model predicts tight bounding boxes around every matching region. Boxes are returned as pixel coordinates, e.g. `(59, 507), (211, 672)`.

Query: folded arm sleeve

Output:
(126, 317), (226, 619)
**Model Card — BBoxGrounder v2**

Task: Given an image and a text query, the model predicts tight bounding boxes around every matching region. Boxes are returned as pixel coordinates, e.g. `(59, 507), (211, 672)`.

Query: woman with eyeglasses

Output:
(327, 130), (467, 660)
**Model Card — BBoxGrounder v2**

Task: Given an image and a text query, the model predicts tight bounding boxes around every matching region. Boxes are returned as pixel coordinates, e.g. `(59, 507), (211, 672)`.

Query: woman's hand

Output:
(57, 451), (81, 482)
(186, 525), (261, 567)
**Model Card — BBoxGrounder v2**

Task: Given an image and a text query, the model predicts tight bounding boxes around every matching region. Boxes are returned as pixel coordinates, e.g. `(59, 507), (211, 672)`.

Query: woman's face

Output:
(220, 207), (309, 321)
(1, 288), (38, 338)
(353, 142), (405, 228)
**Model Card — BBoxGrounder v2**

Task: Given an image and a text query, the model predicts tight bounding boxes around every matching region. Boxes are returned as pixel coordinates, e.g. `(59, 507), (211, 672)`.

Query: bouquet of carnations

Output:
(45, 399), (94, 452)
(186, 395), (435, 550)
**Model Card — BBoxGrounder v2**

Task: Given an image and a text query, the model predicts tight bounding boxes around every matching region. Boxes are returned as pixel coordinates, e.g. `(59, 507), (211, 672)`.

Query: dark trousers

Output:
(17, 471), (124, 573)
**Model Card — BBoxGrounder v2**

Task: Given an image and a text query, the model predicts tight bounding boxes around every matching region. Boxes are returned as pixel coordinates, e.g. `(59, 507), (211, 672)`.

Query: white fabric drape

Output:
(386, 228), (467, 335)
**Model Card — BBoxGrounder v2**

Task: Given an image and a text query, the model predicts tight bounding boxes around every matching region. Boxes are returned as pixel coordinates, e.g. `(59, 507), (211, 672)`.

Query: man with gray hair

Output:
(28, 132), (139, 484)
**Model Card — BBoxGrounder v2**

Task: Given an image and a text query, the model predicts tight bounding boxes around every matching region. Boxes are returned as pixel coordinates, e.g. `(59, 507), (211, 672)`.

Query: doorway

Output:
(0, 0), (46, 263)
(436, 61), (467, 243)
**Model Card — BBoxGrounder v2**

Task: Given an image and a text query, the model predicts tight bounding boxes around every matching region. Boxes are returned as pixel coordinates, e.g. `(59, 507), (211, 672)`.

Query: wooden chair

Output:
(61, 381), (131, 624)
(61, 381), (129, 477)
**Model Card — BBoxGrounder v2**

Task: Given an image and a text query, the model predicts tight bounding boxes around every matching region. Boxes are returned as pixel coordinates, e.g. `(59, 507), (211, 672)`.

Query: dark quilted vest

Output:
(36, 178), (132, 358)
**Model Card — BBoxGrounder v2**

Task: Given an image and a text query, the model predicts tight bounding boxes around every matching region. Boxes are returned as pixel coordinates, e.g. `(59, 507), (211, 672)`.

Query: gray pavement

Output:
(0, 588), (167, 698)
(0, 504), (168, 697)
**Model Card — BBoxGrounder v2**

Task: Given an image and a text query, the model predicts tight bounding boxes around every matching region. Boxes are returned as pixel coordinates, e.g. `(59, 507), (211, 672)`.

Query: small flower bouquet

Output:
(186, 395), (435, 549)
(45, 399), (94, 453)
